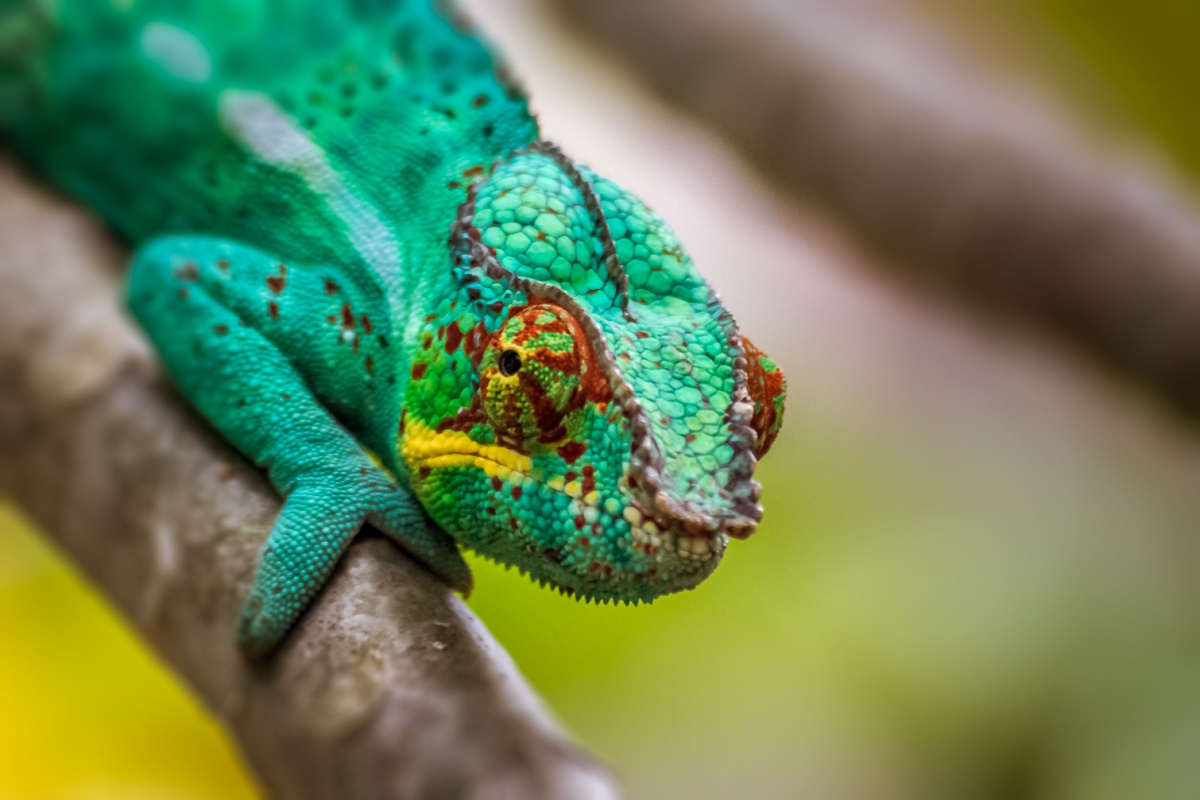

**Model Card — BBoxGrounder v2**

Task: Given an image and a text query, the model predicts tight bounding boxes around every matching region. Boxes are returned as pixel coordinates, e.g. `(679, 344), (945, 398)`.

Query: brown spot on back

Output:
(361, 314), (373, 334)
(341, 303), (355, 328)
(444, 322), (463, 354)
(511, 486), (522, 500)
(214, 324), (228, 335)
(411, 363), (428, 379)
(268, 300), (279, 319)
(266, 264), (287, 294)
(174, 262), (199, 282)
(324, 279), (340, 295)
(491, 477), (503, 491)
(216, 259), (230, 272)
(472, 94), (489, 108)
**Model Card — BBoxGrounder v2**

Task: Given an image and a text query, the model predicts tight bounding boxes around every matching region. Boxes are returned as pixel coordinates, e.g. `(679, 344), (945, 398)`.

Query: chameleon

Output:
(0, 0), (786, 657)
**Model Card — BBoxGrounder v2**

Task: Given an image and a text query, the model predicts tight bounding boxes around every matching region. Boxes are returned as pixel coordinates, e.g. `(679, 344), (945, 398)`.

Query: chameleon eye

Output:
(498, 349), (522, 376)
(481, 304), (588, 450)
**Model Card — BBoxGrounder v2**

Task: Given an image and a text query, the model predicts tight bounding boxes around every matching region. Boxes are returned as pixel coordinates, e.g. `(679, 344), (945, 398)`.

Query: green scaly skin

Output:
(0, 0), (787, 657)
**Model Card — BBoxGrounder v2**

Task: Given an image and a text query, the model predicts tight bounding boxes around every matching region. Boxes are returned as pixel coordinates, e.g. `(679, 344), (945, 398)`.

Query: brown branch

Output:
(0, 154), (618, 800)
(549, 0), (1200, 416)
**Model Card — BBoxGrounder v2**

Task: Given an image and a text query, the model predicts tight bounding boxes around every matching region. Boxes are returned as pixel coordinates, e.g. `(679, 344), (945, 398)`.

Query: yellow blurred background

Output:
(4, 1), (1200, 799)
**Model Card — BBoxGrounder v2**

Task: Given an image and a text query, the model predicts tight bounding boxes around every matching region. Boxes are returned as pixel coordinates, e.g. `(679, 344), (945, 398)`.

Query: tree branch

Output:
(549, 0), (1200, 416)
(0, 154), (618, 800)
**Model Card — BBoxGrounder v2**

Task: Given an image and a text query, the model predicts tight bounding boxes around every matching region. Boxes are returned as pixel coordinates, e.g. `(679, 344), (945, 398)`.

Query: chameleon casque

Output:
(0, 0), (786, 656)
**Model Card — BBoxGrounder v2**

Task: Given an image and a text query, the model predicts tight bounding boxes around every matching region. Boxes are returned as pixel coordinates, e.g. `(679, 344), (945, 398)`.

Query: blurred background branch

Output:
(549, 0), (1200, 416)
(0, 155), (616, 800)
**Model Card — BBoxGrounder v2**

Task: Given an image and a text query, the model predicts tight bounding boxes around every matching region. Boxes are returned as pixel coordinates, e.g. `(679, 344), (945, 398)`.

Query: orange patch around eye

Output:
(742, 337), (785, 459)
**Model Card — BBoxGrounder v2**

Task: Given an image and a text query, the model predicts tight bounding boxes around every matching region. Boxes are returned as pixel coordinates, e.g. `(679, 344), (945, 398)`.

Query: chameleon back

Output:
(0, 0), (538, 277)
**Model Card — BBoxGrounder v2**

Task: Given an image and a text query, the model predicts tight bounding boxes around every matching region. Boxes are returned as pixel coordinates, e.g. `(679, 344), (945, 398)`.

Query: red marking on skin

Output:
(436, 397), (486, 434)
(510, 518), (519, 530)
(463, 165), (484, 178)
(268, 301), (279, 319)
(574, 515), (586, 531)
(463, 322), (490, 365)
(487, 506), (496, 516)
(419, 466), (432, 478)
(537, 423), (567, 445)
(437, 325), (445, 340)
(635, 331), (649, 339)
(558, 441), (586, 464)
(423, 335), (432, 349)
(581, 466), (596, 496)
(685, 433), (696, 443)
(282, 393), (291, 401)
(472, 94), (489, 108)
(361, 314), (373, 334)
(489, 301), (504, 314)
(491, 477), (503, 491)
(216, 259), (230, 272)
(266, 263), (287, 293)
(450, 301), (458, 310)
(411, 363), (428, 379)
(577, 537), (590, 547)
(425, 314), (437, 323)
(511, 486), (522, 500)
(743, 337), (785, 458)
(444, 322), (463, 354)
(324, 278), (339, 295)
(592, 522), (603, 536)
(326, 315), (336, 324)
(619, 353), (631, 361)
(564, 471), (578, 483)
(365, 356), (374, 376)
(214, 324), (228, 335)
(341, 303), (355, 328)
(627, 475), (638, 489)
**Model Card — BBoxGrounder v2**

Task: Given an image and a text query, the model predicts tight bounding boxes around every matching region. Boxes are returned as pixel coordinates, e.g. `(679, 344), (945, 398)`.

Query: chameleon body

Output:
(0, 0), (786, 656)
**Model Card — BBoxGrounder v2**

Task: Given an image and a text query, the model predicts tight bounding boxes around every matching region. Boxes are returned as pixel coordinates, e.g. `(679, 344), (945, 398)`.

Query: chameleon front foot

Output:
(238, 468), (471, 659)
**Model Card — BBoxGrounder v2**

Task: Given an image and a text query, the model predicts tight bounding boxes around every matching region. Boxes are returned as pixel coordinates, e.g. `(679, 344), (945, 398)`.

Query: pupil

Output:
(499, 349), (522, 376)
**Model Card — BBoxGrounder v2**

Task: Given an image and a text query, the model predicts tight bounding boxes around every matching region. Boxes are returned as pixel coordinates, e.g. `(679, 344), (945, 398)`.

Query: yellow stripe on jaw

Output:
(402, 419), (532, 477)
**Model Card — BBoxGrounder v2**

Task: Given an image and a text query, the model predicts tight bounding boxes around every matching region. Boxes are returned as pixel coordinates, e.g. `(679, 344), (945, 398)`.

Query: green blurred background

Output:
(4, 1), (1200, 798)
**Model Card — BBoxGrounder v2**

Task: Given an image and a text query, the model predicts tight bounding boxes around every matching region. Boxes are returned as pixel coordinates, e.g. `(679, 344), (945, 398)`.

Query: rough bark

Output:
(550, 0), (1200, 416)
(0, 154), (618, 800)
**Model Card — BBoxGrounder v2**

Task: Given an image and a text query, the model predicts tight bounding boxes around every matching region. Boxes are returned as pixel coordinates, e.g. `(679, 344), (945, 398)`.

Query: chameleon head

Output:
(401, 142), (786, 603)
